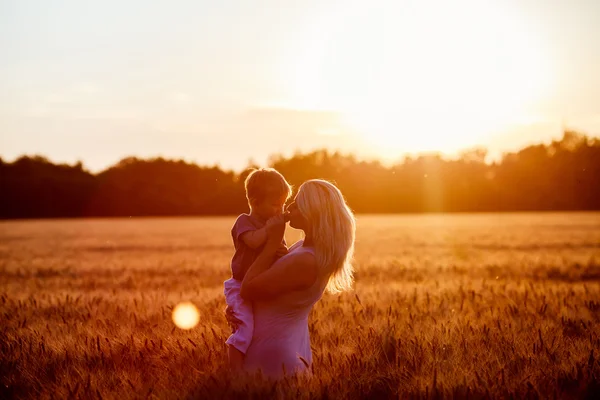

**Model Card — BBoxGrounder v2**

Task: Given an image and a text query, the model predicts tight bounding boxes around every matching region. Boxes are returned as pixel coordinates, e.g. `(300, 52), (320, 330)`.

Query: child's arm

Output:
(239, 227), (268, 249)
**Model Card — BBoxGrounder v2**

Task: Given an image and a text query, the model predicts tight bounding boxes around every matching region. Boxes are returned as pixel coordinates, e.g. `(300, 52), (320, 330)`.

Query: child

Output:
(224, 168), (292, 370)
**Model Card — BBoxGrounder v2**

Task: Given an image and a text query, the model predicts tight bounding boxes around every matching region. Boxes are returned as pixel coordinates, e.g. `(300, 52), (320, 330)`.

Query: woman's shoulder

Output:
(288, 240), (315, 253)
(278, 247), (318, 287)
(285, 242), (317, 271)
(257, 241), (318, 291)
(279, 241), (315, 264)
(288, 242), (316, 260)
(288, 239), (304, 251)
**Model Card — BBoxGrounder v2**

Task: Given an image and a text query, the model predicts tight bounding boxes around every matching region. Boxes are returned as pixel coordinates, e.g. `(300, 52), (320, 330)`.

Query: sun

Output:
(279, 0), (552, 158)
(172, 302), (200, 330)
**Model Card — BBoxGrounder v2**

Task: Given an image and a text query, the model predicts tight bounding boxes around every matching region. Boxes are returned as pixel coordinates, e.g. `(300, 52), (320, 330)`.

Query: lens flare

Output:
(172, 302), (200, 330)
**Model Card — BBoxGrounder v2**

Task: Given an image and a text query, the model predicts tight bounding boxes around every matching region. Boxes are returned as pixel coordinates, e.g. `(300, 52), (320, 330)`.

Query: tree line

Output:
(1, 131), (598, 218)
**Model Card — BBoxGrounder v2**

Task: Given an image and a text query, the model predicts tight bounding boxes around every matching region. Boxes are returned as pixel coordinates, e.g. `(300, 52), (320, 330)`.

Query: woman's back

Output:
(244, 242), (328, 378)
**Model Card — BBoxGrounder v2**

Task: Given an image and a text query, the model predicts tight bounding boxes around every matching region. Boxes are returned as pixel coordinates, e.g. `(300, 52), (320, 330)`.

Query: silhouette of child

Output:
(224, 168), (292, 370)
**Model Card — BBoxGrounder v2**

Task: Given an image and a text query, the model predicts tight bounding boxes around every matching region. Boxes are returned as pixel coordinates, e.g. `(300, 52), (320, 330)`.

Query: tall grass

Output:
(1, 214), (599, 399)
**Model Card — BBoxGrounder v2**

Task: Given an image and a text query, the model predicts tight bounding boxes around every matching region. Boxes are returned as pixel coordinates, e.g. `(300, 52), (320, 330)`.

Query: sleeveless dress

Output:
(243, 241), (328, 378)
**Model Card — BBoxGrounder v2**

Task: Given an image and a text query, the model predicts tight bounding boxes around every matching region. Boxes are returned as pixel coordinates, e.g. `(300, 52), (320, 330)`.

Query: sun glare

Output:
(172, 302), (200, 330)
(280, 0), (552, 157)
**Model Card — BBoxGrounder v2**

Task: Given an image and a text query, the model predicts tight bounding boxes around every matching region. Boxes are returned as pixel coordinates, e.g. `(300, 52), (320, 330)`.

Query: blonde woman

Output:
(225, 179), (356, 378)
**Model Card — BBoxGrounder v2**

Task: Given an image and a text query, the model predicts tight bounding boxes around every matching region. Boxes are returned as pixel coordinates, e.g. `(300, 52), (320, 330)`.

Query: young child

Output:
(224, 168), (292, 370)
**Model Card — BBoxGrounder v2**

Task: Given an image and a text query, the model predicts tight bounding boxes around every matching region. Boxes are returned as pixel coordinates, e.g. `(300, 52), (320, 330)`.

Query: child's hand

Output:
(265, 214), (286, 244)
(274, 244), (289, 259)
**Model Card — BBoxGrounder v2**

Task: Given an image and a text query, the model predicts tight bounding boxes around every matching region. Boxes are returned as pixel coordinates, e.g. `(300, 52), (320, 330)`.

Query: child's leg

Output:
(228, 345), (244, 370)
(224, 278), (252, 371)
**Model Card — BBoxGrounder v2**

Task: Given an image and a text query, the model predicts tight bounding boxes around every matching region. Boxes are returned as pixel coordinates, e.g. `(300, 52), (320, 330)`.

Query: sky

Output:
(1, 0), (600, 172)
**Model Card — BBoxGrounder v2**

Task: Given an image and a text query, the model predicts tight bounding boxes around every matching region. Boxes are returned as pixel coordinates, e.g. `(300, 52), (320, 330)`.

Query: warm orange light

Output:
(278, 0), (552, 157)
(172, 302), (200, 330)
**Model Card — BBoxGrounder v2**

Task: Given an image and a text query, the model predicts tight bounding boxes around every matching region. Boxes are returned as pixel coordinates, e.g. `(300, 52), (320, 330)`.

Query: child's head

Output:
(244, 168), (292, 220)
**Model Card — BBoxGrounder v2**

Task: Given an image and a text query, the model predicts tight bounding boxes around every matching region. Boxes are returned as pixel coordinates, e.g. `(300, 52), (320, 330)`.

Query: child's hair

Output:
(244, 168), (292, 205)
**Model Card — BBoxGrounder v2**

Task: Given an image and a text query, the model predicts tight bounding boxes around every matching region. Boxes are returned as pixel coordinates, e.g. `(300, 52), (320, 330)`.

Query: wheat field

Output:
(1, 213), (599, 399)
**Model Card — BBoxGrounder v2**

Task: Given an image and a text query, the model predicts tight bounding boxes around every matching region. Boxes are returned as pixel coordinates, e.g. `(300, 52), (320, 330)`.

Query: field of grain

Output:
(1, 213), (600, 399)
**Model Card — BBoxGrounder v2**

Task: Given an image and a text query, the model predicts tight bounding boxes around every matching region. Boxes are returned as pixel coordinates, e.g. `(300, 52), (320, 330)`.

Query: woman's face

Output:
(285, 197), (307, 230)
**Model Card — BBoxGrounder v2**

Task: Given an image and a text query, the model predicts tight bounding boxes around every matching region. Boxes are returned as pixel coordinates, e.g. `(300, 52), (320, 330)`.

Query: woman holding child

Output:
(224, 168), (356, 378)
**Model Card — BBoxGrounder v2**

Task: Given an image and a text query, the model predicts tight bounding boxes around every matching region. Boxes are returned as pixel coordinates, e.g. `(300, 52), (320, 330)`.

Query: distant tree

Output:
(0, 156), (96, 218)
(1, 130), (599, 218)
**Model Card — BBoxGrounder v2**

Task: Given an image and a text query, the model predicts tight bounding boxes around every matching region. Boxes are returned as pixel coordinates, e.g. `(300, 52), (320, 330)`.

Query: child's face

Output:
(253, 194), (287, 221)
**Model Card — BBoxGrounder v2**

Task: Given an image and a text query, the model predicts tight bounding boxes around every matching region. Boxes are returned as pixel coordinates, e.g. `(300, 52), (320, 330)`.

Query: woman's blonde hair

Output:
(295, 179), (356, 293)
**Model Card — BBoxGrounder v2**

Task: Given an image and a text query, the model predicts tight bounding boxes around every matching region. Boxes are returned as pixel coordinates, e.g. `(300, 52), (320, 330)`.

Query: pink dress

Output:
(243, 241), (329, 378)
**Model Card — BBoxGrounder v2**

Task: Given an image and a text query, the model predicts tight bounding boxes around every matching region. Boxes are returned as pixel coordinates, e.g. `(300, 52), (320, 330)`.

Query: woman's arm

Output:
(240, 251), (317, 301)
(240, 215), (318, 301)
(239, 239), (279, 295)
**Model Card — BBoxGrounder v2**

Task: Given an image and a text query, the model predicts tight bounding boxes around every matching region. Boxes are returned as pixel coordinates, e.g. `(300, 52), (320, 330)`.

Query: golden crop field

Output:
(1, 213), (600, 399)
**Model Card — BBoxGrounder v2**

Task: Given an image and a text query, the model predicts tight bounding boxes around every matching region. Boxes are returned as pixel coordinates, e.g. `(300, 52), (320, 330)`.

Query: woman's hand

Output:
(225, 305), (242, 333)
(265, 214), (286, 246)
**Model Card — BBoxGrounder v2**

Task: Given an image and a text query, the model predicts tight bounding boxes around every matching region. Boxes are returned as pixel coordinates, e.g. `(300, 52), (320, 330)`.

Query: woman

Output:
(226, 179), (356, 378)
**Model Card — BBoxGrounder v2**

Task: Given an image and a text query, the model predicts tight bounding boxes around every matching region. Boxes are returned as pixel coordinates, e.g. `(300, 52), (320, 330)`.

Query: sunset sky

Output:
(1, 0), (599, 172)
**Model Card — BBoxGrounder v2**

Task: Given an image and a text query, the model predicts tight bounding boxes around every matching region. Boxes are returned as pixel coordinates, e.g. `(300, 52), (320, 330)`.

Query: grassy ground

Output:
(1, 213), (599, 399)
